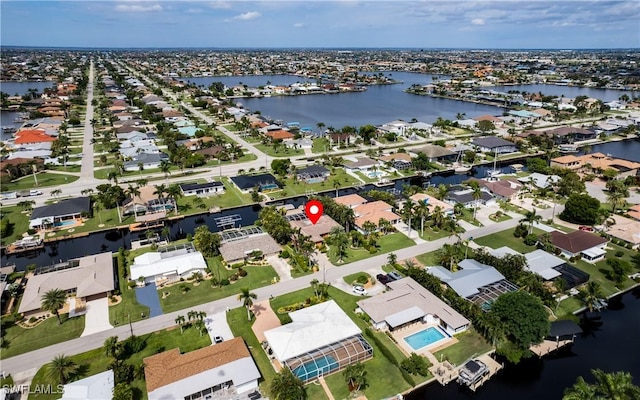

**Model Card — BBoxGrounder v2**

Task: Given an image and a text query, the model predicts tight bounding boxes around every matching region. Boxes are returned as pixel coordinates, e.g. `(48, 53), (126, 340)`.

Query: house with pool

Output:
(263, 300), (373, 383)
(356, 277), (470, 352)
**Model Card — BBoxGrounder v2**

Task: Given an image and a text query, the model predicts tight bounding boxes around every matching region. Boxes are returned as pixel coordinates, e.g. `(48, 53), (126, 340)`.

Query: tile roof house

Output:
(471, 137), (517, 154)
(14, 129), (56, 145)
(413, 145), (455, 162)
(144, 337), (261, 400)
(18, 252), (114, 317)
(467, 177), (523, 200)
(219, 233), (282, 264)
(334, 194), (368, 209)
(288, 211), (341, 243)
(356, 277), (470, 335)
(352, 200), (401, 231)
(409, 193), (454, 215)
(549, 230), (608, 263)
(344, 157), (379, 171)
(627, 204), (640, 222)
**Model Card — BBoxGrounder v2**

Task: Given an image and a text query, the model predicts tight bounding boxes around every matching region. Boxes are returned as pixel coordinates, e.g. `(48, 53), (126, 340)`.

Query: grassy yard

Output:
(29, 326), (211, 400)
(159, 260), (278, 313)
(255, 144), (305, 157)
(418, 226), (457, 242)
(109, 252), (150, 326)
(0, 314), (86, 359)
(46, 165), (82, 173)
(473, 227), (546, 253)
(271, 169), (361, 198)
(342, 272), (372, 286)
(0, 206), (31, 245)
(312, 138), (331, 154)
(203, 152), (258, 168)
(432, 329), (492, 366)
(353, 171), (378, 183)
(328, 233), (415, 265)
(175, 177), (255, 213)
(270, 287), (415, 399)
(415, 250), (441, 267)
(3, 172), (79, 191)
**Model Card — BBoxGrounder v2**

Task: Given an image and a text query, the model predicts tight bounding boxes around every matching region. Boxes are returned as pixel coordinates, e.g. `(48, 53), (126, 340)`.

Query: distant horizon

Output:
(1, 1), (638, 49)
(2, 45), (638, 52)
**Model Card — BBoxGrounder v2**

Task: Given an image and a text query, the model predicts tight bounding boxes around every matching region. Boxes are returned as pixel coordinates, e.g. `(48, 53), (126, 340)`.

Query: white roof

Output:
(488, 246), (521, 258)
(130, 248), (207, 280)
(524, 249), (563, 280)
(582, 247), (607, 258)
(264, 300), (361, 361)
(385, 306), (424, 328)
(428, 259), (506, 299)
(59, 370), (114, 400)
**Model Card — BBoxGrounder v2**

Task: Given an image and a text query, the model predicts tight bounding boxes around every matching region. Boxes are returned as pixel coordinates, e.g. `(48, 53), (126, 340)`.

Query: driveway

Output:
(81, 296), (113, 337)
(135, 283), (163, 318)
(204, 311), (234, 344)
(267, 255), (293, 281)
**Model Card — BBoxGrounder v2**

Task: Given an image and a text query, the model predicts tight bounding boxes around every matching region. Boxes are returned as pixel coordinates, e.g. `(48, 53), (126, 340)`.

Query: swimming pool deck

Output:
(391, 323), (458, 361)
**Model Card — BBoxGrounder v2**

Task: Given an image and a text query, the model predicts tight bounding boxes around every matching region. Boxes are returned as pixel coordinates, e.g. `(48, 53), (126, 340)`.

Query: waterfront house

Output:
(14, 129), (55, 145)
(549, 230), (608, 263)
(263, 300), (373, 383)
(18, 252), (114, 318)
(29, 197), (90, 230)
(546, 126), (597, 143)
(408, 193), (454, 215)
(334, 194), (368, 209)
(356, 277), (470, 335)
(130, 244), (207, 284)
(144, 337), (261, 400)
(59, 370), (114, 400)
(550, 154), (581, 170)
(230, 173), (281, 193)
(328, 132), (355, 147)
(467, 177), (523, 200)
(445, 185), (495, 208)
(378, 120), (411, 138)
(380, 153), (413, 170)
(344, 157), (380, 173)
(287, 209), (341, 244)
(349, 201), (400, 232)
(179, 181), (225, 197)
(523, 248), (589, 288)
(295, 164), (330, 183)
(122, 185), (170, 216)
(427, 259), (518, 309)
(604, 215), (640, 249)
(219, 232), (282, 265)
(413, 144), (456, 163)
(518, 172), (561, 189)
(471, 137), (517, 154)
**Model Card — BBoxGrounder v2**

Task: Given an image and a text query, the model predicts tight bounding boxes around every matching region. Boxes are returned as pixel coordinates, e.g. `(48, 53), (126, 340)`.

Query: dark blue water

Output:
(577, 139), (640, 162)
(407, 288), (640, 400)
(490, 84), (634, 103)
(0, 81), (55, 96)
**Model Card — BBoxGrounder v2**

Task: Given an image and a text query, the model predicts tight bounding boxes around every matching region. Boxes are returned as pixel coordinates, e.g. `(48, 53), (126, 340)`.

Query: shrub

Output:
(356, 275), (369, 285)
(615, 250), (624, 257)
(401, 353), (430, 377)
(229, 273), (239, 281)
(279, 250), (290, 259)
(238, 268), (247, 277)
(29, 317), (37, 323)
(230, 262), (245, 269)
(514, 224), (528, 238)
(127, 281), (136, 289)
(524, 234), (538, 246)
(220, 279), (230, 286)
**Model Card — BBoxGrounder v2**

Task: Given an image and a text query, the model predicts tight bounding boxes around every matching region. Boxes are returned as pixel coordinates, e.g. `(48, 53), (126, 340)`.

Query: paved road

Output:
(80, 61), (98, 183)
(1, 205), (561, 376)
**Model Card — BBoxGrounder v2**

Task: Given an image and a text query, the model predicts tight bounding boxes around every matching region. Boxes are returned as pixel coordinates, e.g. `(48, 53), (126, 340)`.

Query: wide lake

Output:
(186, 72), (633, 129)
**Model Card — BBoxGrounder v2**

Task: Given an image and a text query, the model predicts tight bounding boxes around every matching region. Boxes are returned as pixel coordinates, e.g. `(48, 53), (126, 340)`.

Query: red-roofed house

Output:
(14, 130), (56, 145)
(266, 130), (294, 141)
(549, 230), (608, 263)
(353, 201), (401, 232)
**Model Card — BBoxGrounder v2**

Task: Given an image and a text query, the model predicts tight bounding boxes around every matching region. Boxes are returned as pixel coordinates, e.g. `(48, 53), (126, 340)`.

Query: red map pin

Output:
(305, 200), (324, 225)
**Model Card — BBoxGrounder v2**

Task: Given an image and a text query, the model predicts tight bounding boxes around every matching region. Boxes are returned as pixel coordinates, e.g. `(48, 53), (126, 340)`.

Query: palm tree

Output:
(41, 288), (67, 324)
(580, 281), (604, 313)
(237, 288), (257, 321)
(50, 189), (62, 198)
(175, 315), (185, 334)
(153, 184), (167, 202)
(402, 199), (415, 236)
(103, 336), (120, 359)
(46, 354), (76, 384)
(439, 243), (460, 271)
(125, 185), (141, 217)
(187, 310), (197, 323)
(607, 190), (625, 215)
(521, 209), (543, 234)
(563, 369), (640, 400)
(431, 205), (445, 229)
(415, 201), (429, 237)
(166, 184), (182, 215)
(328, 226), (349, 263)
(471, 185), (482, 221)
(333, 180), (340, 198)
(343, 362), (368, 392)
(194, 319), (207, 337)
(160, 159), (171, 184)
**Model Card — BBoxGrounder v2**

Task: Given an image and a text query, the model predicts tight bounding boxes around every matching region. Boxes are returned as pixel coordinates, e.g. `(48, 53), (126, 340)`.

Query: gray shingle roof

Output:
(31, 197), (91, 219)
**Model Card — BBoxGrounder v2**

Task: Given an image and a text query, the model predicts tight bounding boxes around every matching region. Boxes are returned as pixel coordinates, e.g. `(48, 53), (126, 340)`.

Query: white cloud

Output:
(232, 11), (261, 21)
(471, 18), (485, 26)
(186, 8), (202, 14)
(293, 22), (305, 28)
(115, 3), (163, 13)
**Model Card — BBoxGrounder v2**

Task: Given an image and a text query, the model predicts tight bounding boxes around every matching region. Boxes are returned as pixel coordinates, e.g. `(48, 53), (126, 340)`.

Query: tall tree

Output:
(103, 336), (120, 359)
(402, 198), (415, 236)
(328, 226), (350, 263)
(579, 281), (604, 313)
(41, 288), (67, 324)
(46, 354), (77, 384)
(521, 209), (543, 234)
(563, 369), (640, 400)
(343, 362), (368, 392)
(269, 368), (306, 400)
(237, 287), (257, 321)
(192, 225), (221, 257)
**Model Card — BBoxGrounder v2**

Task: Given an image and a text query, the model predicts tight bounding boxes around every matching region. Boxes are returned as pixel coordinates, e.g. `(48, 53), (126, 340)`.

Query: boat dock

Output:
(457, 353), (504, 392)
(530, 338), (575, 357)
(530, 320), (582, 357)
(4, 236), (44, 255)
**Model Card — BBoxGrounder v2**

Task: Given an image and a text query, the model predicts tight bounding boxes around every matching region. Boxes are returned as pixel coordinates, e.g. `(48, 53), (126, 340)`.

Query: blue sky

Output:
(1, 1), (639, 49)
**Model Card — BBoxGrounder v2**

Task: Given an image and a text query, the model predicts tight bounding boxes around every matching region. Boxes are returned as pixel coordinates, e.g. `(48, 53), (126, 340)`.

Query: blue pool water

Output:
(54, 220), (76, 227)
(292, 355), (338, 381)
(404, 327), (447, 351)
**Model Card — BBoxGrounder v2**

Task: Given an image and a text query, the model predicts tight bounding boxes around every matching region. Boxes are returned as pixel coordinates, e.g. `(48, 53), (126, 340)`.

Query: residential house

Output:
(445, 185), (495, 208)
(427, 259), (518, 308)
(352, 200), (401, 232)
(195, 146), (225, 159)
(59, 370), (114, 400)
(287, 210), (341, 244)
(29, 197), (91, 230)
(344, 157), (380, 173)
(413, 145), (455, 163)
(380, 153), (413, 170)
(356, 277), (470, 335)
(13, 129), (56, 146)
(627, 204), (640, 222)
(18, 252), (114, 317)
(334, 194), (368, 209)
(295, 165), (330, 183)
(378, 120), (410, 138)
(263, 300), (373, 383)
(546, 126), (597, 144)
(409, 193), (454, 215)
(328, 132), (355, 147)
(219, 233), (282, 265)
(144, 337), (261, 400)
(605, 215), (640, 249)
(122, 185), (170, 216)
(179, 181), (225, 197)
(123, 153), (169, 172)
(471, 137), (518, 154)
(230, 173), (280, 193)
(116, 131), (149, 142)
(467, 177), (523, 200)
(130, 244), (207, 285)
(549, 230), (608, 263)
(518, 172), (561, 189)
(550, 154), (581, 170)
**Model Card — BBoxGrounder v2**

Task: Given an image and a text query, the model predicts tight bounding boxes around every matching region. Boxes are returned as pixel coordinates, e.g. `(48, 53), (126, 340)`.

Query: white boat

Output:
(454, 164), (472, 174)
(558, 144), (578, 153)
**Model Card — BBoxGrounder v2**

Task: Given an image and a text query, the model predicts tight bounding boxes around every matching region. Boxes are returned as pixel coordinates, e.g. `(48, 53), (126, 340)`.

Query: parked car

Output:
(376, 274), (392, 285)
(214, 335), (223, 344)
(352, 285), (367, 296)
(388, 271), (403, 281)
(579, 226), (595, 232)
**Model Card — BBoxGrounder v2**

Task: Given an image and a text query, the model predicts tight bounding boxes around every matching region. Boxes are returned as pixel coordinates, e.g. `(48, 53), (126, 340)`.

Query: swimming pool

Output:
(367, 171), (384, 178)
(54, 220), (76, 227)
(404, 327), (447, 351)
(292, 355), (338, 382)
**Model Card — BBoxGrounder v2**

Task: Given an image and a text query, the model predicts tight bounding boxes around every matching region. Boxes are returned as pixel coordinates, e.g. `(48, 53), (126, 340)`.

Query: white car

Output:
(352, 285), (367, 296)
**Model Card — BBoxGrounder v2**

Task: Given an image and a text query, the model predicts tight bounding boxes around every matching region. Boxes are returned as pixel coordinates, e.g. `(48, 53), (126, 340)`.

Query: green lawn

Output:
(270, 287), (414, 399)
(109, 253), (150, 326)
(353, 171), (378, 183)
(418, 226), (457, 242)
(46, 165), (82, 173)
(556, 296), (583, 318)
(2, 172), (79, 191)
(159, 261), (278, 313)
(203, 152), (258, 168)
(0, 206), (31, 245)
(272, 169), (361, 198)
(415, 250), (442, 267)
(29, 326), (211, 400)
(328, 233), (415, 265)
(255, 144), (305, 157)
(342, 272), (372, 286)
(0, 314), (86, 359)
(473, 227), (545, 253)
(433, 329), (492, 366)
(175, 178), (255, 213)
(312, 138), (330, 154)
